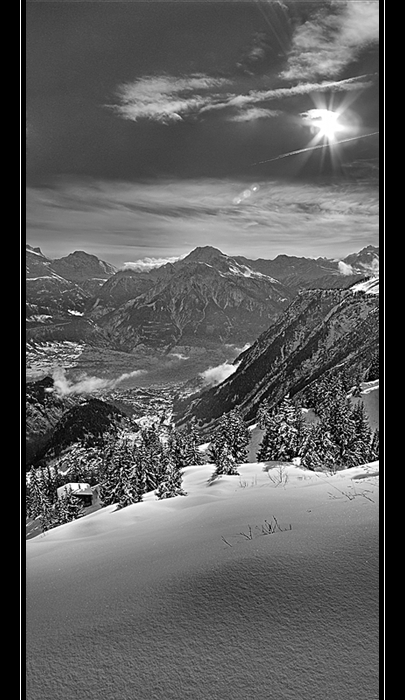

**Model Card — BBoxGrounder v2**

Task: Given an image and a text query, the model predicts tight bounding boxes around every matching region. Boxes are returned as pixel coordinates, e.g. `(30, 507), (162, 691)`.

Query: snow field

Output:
(26, 461), (379, 700)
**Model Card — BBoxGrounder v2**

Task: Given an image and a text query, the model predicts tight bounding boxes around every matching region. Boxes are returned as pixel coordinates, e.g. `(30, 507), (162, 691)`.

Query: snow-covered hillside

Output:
(26, 460), (379, 700)
(350, 277), (379, 295)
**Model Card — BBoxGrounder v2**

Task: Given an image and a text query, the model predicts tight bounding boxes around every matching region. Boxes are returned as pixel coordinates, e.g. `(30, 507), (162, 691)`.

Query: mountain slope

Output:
(25, 246), (116, 343)
(50, 250), (117, 283)
(26, 377), (129, 466)
(175, 283), (379, 428)
(233, 251), (370, 291)
(94, 248), (295, 351)
(26, 244), (379, 352)
(26, 376), (79, 466)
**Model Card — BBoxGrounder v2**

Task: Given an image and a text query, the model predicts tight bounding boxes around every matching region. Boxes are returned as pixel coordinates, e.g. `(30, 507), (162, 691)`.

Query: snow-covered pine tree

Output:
(257, 399), (271, 430)
(209, 408), (250, 466)
(38, 490), (55, 532)
(131, 445), (146, 503)
(112, 465), (137, 510)
(322, 392), (358, 468)
(257, 396), (303, 461)
(300, 423), (338, 472)
(38, 465), (57, 506)
(256, 408), (279, 461)
(350, 401), (373, 464)
(26, 467), (44, 519)
(211, 444), (239, 477)
(155, 453), (187, 500)
(183, 417), (205, 466)
(139, 425), (167, 488)
(100, 437), (131, 507)
(369, 428), (379, 460)
(55, 486), (84, 523)
(167, 425), (189, 470)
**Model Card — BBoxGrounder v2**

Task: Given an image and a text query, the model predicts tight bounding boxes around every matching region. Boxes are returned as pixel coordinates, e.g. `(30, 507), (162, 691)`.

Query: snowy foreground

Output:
(26, 461), (379, 700)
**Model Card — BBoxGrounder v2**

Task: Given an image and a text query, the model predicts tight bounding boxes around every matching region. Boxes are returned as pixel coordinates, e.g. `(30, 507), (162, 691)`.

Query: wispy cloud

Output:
(281, 1), (379, 81)
(201, 75), (371, 114)
(109, 72), (372, 125)
(108, 74), (231, 124)
(122, 255), (186, 272)
(228, 108), (282, 122)
(47, 367), (145, 396)
(27, 177), (379, 265)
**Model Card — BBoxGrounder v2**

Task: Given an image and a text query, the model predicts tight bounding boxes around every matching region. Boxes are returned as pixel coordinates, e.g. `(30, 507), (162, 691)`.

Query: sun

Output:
(303, 109), (344, 143)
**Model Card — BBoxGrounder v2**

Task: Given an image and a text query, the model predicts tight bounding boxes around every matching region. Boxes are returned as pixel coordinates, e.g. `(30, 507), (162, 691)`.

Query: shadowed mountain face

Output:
(174, 282), (379, 429)
(50, 251), (117, 283)
(25, 376), (128, 467)
(26, 247), (117, 344)
(93, 249), (295, 351)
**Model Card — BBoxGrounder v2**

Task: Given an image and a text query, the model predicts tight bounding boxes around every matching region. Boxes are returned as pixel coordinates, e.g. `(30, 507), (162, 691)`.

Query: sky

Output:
(26, 0), (380, 269)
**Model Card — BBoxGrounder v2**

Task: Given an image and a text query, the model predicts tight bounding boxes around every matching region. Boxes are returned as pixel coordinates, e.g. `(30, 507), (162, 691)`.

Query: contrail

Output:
(251, 131), (379, 166)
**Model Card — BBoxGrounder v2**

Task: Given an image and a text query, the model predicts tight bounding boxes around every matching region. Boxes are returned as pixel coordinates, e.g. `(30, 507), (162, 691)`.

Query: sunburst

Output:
(303, 109), (344, 143)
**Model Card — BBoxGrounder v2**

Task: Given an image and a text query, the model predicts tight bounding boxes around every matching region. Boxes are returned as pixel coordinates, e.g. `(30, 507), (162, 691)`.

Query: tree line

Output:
(26, 372), (379, 534)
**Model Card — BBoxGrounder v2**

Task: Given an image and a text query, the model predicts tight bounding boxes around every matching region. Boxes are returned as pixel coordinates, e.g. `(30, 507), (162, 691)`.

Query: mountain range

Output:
(26, 244), (378, 352)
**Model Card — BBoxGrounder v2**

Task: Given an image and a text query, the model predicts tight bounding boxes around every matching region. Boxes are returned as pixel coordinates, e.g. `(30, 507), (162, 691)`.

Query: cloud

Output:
(47, 368), (145, 396)
(199, 361), (239, 388)
(122, 255), (186, 272)
(27, 177), (379, 265)
(108, 74), (231, 124)
(281, 1), (379, 81)
(338, 260), (354, 275)
(200, 75), (371, 115)
(109, 72), (372, 125)
(228, 108), (282, 122)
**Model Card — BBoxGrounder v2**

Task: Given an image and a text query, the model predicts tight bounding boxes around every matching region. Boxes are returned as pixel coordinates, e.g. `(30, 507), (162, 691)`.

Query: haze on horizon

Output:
(26, 0), (379, 268)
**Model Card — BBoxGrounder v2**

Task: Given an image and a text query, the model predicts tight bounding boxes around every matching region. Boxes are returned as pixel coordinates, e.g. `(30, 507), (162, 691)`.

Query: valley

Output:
(25, 242), (380, 470)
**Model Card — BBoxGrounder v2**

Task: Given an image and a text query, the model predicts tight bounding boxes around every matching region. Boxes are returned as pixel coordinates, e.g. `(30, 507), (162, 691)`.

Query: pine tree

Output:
(139, 425), (166, 489)
(323, 393), (358, 468)
(350, 401), (373, 464)
(27, 467), (56, 524)
(26, 467), (42, 519)
(370, 429), (379, 460)
(38, 491), (56, 532)
(209, 409), (250, 466)
(167, 426), (189, 470)
(257, 396), (303, 461)
(100, 437), (132, 507)
(366, 352), (379, 381)
(300, 423), (338, 473)
(211, 444), (239, 478)
(112, 465), (137, 510)
(55, 486), (84, 523)
(155, 454), (187, 500)
(257, 399), (271, 430)
(256, 409), (279, 461)
(183, 417), (205, 466)
(131, 446), (147, 502)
